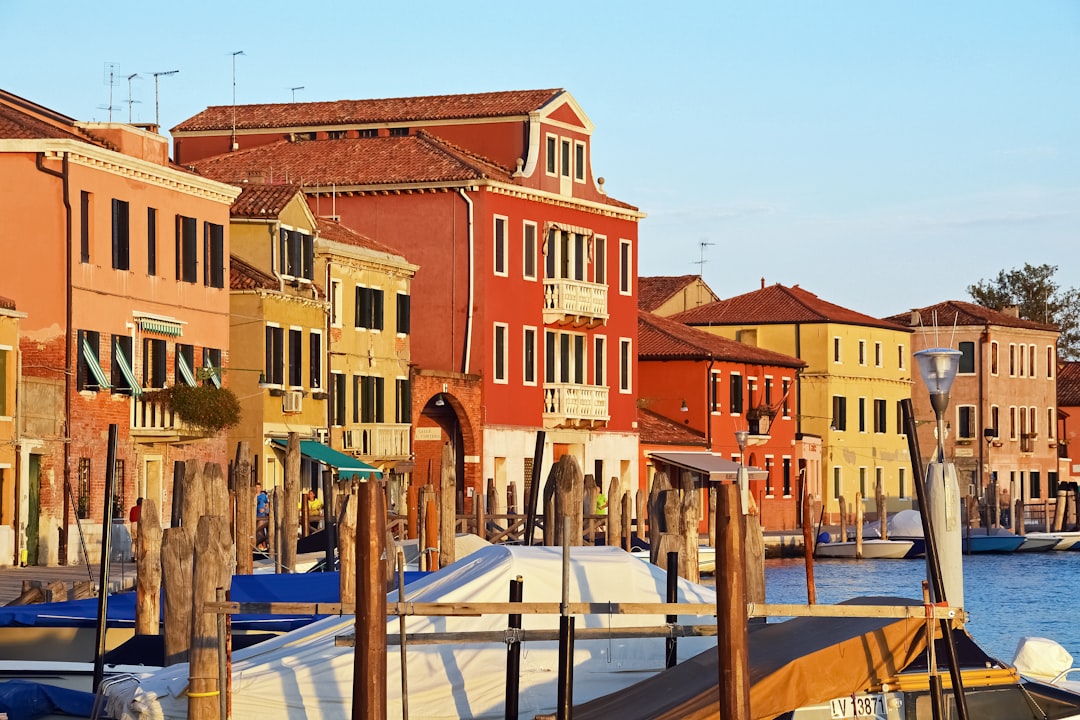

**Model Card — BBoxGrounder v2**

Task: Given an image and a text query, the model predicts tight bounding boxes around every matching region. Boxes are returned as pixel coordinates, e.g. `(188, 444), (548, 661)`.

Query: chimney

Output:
(247, 170), (266, 185)
(910, 310), (922, 326)
(761, 277), (765, 289)
(1003, 305), (1020, 318)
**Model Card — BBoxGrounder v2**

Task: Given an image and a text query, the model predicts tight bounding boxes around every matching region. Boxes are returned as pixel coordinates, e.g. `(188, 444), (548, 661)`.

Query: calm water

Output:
(765, 552), (1080, 664)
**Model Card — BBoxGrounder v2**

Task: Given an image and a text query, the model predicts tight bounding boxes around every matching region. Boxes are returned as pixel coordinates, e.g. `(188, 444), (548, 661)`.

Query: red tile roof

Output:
(230, 184), (303, 218)
(1059, 361), (1080, 407)
(190, 131), (515, 187)
(173, 89), (564, 133)
(637, 408), (707, 446)
(672, 283), (909, 332)
(0, 295), (15, 311)
(229, 255), (277, 291)
(639, 310), (805, 368)
(0, 89), (110, 146)
(883, 300), (1058, 332)
(638, 275), (699, 312)
(316, 217), (402, 258)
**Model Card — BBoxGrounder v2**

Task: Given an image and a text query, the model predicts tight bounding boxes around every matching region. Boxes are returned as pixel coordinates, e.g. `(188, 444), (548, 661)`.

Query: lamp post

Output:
(914, 347), (964, 607)
(734, 430), (749, 515)
(984, 427), (998, 530)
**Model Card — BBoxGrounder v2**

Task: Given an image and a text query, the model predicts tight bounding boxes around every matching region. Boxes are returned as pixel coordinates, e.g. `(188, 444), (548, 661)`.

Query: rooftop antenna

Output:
(290, 86), (305, 103)
(694, 239), (715, 271)
(125, 73), (141, 123)
(231, 50), (245, 151)
(151, 70), (179, 127)
(101, 62), (120, 122)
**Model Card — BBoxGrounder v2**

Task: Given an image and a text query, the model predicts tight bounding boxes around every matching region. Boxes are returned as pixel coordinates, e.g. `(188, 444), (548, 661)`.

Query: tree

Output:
(968, 263), (1080, 360)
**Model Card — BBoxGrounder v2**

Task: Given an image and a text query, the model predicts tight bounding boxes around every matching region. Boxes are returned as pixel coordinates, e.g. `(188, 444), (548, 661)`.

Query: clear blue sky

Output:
(3, 1), (1077, 318)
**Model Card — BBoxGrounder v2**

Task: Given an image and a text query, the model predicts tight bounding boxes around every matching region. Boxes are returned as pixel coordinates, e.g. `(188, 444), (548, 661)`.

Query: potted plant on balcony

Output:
(143, 384), (242, 435)
(745, 403), (777, 436)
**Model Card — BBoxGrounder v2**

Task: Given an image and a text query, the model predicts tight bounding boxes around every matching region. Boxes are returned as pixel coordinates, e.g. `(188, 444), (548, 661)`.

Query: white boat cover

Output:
(1013, 636), (1074, 681)
(105, 545), (718, 720)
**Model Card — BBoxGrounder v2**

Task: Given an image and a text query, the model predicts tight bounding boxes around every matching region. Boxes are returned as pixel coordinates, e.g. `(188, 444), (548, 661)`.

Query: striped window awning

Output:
(136, 317), (184, 337)
(113, 340), (142, 397)
(176, 352), (197, 387)
(202, 355), (222, 388)
(81, 336), (110, 389)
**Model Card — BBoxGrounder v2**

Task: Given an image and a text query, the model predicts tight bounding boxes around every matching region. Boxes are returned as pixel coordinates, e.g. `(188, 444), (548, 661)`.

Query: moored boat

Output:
(814, 538), (914, 560)
(1026, 530), (1080, 551)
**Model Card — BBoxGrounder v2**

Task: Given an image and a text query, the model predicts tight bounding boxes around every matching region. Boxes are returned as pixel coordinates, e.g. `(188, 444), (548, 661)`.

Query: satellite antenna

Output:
(151, 70), (179, 127)
(231, 50), (245, 151)
(125, 73), (141, 123)
(694, 239), (715, 270)
(290, 86), (305, 103)
(100, 62), (120, 122)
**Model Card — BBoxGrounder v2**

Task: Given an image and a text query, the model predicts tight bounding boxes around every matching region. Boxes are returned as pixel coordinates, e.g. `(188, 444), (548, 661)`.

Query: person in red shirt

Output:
(129, 498), (142, 561)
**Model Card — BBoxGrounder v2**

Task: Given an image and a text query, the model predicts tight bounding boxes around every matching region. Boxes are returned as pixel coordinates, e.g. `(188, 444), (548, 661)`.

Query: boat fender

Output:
(817, 531), (832, 544)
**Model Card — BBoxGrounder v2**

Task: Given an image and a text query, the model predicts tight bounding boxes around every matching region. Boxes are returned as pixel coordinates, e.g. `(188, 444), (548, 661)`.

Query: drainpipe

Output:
(457, 188), (475, 374)
(705, 356), (715, 451)
(36, 152), (72, 563)
(794, 324), (802, 436)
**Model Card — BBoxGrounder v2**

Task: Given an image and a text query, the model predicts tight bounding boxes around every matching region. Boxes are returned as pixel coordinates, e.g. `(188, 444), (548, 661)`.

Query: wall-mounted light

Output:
(680, 399), (688, 412)
(434, 394), (446, 407)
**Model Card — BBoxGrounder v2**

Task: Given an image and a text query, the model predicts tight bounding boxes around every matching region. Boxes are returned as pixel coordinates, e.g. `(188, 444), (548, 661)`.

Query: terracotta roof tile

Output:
(1059, 361), (1080, 407)
(639, 310), (805, 367)
(191, 131), (515, 187)
(0, 295), (15, 311)
(316, 217), (404, 259)
(173, 89), (564, 133)
(638, 275), (699, 312)
(883, 300), (1058, 332)
(230, 183), (303, 218)
(229, 255), (277, 291)
(0, 90), (110, 147)
(672, 283), (910, 333)
(638, 408), (707, 446)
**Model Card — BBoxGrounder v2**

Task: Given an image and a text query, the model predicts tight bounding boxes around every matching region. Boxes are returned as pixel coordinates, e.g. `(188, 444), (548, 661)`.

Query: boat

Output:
(814, 538), (914, 559)
(573, 599), (1080, 719)
(631, 544), (717, 575)
(103, 545), (720, 720)
(962, 531), (1025, 554)
(1025, 530), (1080, 551)
(887, 510), (1027, 555)
(1015, 534), (1061, 553)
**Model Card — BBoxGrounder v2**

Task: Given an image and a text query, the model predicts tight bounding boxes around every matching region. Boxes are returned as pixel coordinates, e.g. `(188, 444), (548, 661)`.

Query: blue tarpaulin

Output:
(0, 680), (96, 719)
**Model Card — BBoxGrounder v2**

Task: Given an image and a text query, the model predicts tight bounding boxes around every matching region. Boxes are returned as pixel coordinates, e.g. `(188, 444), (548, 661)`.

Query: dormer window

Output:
(560, 140), (571, 177)
(574, 141), (586, 182)
(389, 127), (409, 137)
(546, 135), (557, 175)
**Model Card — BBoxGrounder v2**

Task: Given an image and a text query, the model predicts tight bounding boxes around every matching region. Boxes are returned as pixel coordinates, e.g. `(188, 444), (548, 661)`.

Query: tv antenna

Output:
(100, 62), (120, 122)
(290, 86), (305, 102)
(125, 73), (141, 123)
(694, 239), (715, 270)
(231, 50), (245, 150)
(151, 70), (179, 127)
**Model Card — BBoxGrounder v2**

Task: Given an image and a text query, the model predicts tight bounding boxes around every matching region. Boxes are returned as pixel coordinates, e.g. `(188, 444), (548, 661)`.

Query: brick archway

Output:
(411, 370), (482, 511)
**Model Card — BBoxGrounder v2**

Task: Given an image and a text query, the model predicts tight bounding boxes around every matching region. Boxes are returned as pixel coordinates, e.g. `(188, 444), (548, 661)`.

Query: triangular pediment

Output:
(538, 91), (594, 134)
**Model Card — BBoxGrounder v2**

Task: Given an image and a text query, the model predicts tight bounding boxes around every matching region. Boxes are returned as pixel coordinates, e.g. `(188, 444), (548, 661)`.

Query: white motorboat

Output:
(1025, 531), (1080, 551)
(814, 538), (914, 559)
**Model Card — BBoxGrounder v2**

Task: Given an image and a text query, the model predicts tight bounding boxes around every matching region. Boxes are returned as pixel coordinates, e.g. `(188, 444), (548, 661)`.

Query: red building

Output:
(638, 310), (807, 530)
(176, 89), (643, 510)
(1058, 361), (1080, 482)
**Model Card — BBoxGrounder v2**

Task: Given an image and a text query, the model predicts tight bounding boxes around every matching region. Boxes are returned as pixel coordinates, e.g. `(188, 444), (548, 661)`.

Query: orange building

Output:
(177, 89), (643, 515)
(1057, 362), (1080, 483)
(0, 89), (240, 564)
(638, 310), (807, 530)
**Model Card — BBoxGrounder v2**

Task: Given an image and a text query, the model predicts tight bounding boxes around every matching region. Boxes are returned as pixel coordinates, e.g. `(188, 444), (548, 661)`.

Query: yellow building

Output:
(673, 283), (914, 521)
(227, 185), (329, 489)
(0, 297), (24, 563)
(314, 217), (417, 504)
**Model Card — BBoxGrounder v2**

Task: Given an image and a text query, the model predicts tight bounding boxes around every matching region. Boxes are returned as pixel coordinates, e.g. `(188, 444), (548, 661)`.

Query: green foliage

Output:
(968, 263), (1080, 360)
(144, 384), (242, 434)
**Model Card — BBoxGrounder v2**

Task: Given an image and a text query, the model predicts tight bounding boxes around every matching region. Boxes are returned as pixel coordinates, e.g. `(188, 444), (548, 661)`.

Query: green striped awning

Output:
(176, 352), (197, 387)
(137, 318), (183, 337)
(202, 355), (222, 388)
(81, 336), (110, 389)
(114, 340), (142, 397)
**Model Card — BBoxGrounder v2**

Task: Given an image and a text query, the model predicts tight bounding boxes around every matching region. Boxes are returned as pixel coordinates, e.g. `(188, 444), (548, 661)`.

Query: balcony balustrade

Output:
(130, 394), (201, 441)
(344, 423), (411, 458)
(543, 383), (609, 428)
(543, 278), (608, 327)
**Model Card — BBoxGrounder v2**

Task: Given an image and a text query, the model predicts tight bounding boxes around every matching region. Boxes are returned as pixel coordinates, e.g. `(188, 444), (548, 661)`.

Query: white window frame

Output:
(522, 221), (538, 281)
(956, 404), (976, 439)
(619, 239), (632, 296)
(523, 326), (537, 386)
(288, 325), (304, 389)
(593, 334), (607, 387)
(493, 215), (508, 277)
(1047, 346), (1055, 379)
(1048, 407), (1056, 441)
(991, 341), (999, 375)
(593, 234), (607, 285)
(874, 341), (882, 367)
(545, 329), (588, 385)
(330, 279), (342, 328)
(493, 322), (508, 384)
(858, 340), (867, 366)
(1029, 344), (1037, 378)
(833, 337), (842, 364)
(560, 138), (571, 178)
(309, 329), (323, 390)
(545, 133), (558, 177)
(573, 140), (586, 183)
(764, 455), (775, 498)
(619, 337), (632, 394)
(898, 343), (905, 370)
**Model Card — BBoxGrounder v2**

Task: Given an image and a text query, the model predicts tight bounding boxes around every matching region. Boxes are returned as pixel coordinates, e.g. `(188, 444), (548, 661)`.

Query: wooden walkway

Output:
(0, 560), (138, 605)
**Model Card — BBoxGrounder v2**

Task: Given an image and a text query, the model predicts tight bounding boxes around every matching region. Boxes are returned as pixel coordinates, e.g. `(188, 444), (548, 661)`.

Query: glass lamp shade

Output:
(734, 430), (749, 450)
(914, 348), (962, 396)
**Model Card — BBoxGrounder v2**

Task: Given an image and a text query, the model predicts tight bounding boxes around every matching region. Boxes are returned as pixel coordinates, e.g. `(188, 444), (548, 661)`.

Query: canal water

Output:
(765, 552), (1080, 664)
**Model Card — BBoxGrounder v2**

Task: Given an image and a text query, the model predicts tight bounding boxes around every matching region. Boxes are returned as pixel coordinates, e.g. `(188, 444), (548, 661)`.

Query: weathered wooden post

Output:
(487, 478), (498, 514)
(282, 433), (301, 572)
(135, 498), (162, 635)
(716, 482), (750, 718)
(624, 491), (635, 550)
(188, 515), (231, 720)
(268, 488), (279, 565)
(678, 471), (699, 582)
(656, 489), (683, 573)
(648, 471), (671, 563)
(406, 484), (419, 540)
(339, 490), (356, 608)
(1054, 487), (1067, 531)
(745, 511), (765, 609)
(584, 474), (598, 544)
(440, 443), (456, 567)
(180, 460), (206, 530)
(424, 495), (440, 570)
(234, 442), (254, 575)
(802, 491), (817, 604)
(838, 495), (848, 542)
(875, 476), (887, 540)
(553, 456), (582, 547)
(301, 490), (311, 539)
(353, 479), (387, 720)
(1016, 498), (1026, 536)
(855, 492), (864, 559)
(606, 476), (622, 548)
(570, 464), (584, 547)
(162, 525), (195, 665)
(542, 465), (558, 547)
(204, 462), (229, 521)
(475, 491), (486, 541)
(708, 486), (718, 547)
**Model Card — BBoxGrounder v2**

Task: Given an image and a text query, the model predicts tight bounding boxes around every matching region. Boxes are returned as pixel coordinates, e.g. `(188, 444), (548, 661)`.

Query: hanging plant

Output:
(143, 384), (242, 434)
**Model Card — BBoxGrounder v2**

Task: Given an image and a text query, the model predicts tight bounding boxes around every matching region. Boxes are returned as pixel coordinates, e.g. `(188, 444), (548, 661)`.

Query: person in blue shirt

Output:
(255, 483), (270, 551)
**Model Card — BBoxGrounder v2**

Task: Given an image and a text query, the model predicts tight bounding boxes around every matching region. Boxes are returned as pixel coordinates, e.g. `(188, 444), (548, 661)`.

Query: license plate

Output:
(830, 693), (892, 719)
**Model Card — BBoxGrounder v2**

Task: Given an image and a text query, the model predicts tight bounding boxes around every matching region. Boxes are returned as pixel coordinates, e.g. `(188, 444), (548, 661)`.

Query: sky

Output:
(3, 1), (1078, 319)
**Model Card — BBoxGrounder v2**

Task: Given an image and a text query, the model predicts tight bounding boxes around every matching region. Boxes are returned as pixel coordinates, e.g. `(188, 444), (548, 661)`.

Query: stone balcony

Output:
(543, 383), (609, 429)
(343, 423), (411, 459)
(543, 278), (608, 327)
(129, 395), (203, 442)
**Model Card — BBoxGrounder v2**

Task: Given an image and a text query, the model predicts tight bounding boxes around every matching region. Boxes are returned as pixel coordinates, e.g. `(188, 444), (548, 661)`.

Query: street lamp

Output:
(915, 347), (962, 461)
(984, 427), (998, 529)
(734, 430), (749, 515)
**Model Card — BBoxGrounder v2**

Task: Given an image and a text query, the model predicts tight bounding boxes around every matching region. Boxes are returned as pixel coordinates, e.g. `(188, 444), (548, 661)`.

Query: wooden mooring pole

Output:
(233, 443), (254, 576)
(135, 498), (162, 635)
(188, 515), (231, 720)
(352, 480), (387, 720)
(716, 482), (750, 718)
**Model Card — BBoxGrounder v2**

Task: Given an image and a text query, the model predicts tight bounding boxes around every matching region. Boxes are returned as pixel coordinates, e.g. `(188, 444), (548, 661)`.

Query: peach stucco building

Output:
(0, 89), (240, 564)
